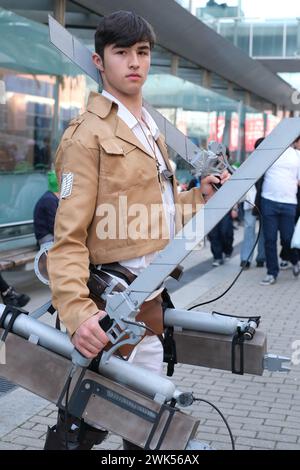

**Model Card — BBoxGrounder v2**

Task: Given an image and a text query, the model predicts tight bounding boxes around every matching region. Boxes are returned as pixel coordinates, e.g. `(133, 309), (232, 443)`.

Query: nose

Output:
(128, 51), (139, 69)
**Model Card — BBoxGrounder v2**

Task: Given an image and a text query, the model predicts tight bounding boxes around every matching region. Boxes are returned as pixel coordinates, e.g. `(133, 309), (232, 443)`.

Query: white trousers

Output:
(128, 335), (164, 375)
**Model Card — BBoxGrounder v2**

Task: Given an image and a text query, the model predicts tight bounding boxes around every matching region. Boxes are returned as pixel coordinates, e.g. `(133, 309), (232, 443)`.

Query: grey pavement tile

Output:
(208, 441), (233, 450)
(37, 408), (54, 417)
(290, 406), (300, 413)
(220, 428), (257, 439)
(221, 396), (256, 405)
(13, 436), (44, 449)
(32, 424), (48, 433)
(18, 421), (36, 430)
(249, 411), (287, 420)
(257, 424), (282, 433)
(198, 426), (220, 434)
(264, 419), (289, 428)
(28, 416), (57, 426)
(275, 442), (300, 450)
(235, 437), (275, 449)
(195, 431), (232, 444)
(268, 404), (291, 413)
(1, 428), (45, 441)
(278, 427), (298, 436)
(2, 243), (300, 450)
(285, 413), (300, 422)
(257, 432), (297, 443)
(200, 419), (222, 428)
(0, 442), (26, 450)
(228, 416), (264, 426)
(212, 401), (235, 410)
(225, 408), (250, 417)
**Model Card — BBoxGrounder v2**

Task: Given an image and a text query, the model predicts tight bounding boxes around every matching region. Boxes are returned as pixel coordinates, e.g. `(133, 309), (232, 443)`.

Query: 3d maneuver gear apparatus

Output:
(0, 17), (293, 450)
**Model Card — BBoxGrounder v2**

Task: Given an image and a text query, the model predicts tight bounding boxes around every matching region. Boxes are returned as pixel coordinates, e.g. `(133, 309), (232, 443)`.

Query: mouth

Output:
(126, 74), (142, 79)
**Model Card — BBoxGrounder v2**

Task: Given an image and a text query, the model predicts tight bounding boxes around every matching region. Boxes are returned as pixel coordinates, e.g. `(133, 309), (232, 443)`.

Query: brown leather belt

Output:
(100, 262), (137, 284)
(96, 262), (183, 284)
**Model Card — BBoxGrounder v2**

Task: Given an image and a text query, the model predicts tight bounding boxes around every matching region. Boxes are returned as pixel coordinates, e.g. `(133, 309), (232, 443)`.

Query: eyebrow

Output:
(137, 45), (150, 51)
(112, 44), (150, 51)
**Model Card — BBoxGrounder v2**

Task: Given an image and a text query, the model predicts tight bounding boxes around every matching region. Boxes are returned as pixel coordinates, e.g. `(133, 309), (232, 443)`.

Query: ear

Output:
(92, 53), (104, 73)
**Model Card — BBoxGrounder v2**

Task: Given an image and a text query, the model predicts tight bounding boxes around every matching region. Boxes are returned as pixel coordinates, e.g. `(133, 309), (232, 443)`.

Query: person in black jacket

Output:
(33, 171), (59, 248)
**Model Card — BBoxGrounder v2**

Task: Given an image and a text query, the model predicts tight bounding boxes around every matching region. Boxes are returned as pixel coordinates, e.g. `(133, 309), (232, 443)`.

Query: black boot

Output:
(122, 439), (143, 450)
(44, 409), (108, 450)
(1, 286), (30, 308)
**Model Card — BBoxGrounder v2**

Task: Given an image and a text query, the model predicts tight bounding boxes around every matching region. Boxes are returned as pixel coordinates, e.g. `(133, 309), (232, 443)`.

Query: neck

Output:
(103, 86), (143, 120)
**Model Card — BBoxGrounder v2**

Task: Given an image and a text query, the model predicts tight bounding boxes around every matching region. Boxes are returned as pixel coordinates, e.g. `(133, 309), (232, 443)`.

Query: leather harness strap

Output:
(99, 262), (183, 283)
(100, 262), (137, 284)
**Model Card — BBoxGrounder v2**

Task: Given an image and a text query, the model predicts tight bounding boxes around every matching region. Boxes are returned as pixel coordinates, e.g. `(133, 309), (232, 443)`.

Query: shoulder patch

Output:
(60, 173), (74, 199)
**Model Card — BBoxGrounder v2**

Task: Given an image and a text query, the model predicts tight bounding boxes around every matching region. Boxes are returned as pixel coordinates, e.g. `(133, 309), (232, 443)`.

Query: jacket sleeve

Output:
(47, 139), (100, 336)
(176, 184), (205, 229)
(177, 186), (204, 209)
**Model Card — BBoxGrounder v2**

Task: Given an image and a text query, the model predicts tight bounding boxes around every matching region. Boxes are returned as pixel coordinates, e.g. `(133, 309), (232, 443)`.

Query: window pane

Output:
(286, 23), (298, 57)
(252, 23), (284, 57)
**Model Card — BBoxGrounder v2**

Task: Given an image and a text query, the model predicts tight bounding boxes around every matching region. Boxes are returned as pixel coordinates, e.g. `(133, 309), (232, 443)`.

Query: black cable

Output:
(211, 310), (261, 321)
(121, 318), (164, 347)
(188, 201), (262, 311)
(193, 396), (235, 450)
(64, 373), (73, 450)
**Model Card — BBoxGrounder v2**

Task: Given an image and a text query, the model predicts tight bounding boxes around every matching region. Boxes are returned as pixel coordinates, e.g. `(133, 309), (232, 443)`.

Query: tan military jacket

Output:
(48, 92), (204, 335)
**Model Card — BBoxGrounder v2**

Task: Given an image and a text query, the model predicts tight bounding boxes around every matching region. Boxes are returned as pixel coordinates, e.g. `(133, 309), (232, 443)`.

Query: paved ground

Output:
(1, 226), (300, 450)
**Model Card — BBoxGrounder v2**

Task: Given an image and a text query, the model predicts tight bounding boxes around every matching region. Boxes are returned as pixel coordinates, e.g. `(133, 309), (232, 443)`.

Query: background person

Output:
(33, 170), (59, 248)
(260, 135), (300, 285)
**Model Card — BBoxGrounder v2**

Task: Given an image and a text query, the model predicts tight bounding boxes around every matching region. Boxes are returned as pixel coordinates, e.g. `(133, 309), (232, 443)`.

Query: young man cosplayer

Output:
(46, 11), (229, 450)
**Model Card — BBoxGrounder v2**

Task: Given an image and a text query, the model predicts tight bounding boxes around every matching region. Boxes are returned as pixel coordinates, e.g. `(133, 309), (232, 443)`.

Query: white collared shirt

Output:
(262, 146), (300, 204)
(101, 90), (175, 277)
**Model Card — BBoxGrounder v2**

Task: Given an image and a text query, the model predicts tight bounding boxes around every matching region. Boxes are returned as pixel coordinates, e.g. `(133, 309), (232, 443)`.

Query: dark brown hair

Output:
(95, 10), (156, 60)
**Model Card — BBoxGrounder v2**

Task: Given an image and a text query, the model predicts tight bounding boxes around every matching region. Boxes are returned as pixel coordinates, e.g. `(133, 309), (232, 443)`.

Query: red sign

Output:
(208, 114), (217, 142)
(266, 114), (280, 136)
(229, 112), (239, 152)
(216, 114), (225, 143)
(245, 114), (264, 152)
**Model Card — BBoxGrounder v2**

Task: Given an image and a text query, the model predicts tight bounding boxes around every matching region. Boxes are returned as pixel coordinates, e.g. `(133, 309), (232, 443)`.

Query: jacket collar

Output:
(156, 134), (173, 172)
(86, 91), (115, 119)
(86, 92), (172, 169)
(115, 117), (151, 156)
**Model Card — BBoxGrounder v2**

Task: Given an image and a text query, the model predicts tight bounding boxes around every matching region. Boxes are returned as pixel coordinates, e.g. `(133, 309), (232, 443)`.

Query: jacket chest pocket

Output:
(99, 138), (157, 193)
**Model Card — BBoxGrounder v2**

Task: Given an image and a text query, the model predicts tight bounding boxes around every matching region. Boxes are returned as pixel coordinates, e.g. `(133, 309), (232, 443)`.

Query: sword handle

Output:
(71, 316), (114, 370)
(212, 175), (222, 190)
(99, 314), (114, 332)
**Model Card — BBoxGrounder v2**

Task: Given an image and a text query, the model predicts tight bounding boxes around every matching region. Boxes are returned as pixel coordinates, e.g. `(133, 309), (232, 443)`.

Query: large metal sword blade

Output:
(107, 119), (300, 318)
(48, 16), (300, 321)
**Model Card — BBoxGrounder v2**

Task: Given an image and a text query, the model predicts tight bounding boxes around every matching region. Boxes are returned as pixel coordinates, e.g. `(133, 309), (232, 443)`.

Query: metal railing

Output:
(0, 220), (34, 244)
(198, 17), (300, 59)
(174, 1), (300, 60)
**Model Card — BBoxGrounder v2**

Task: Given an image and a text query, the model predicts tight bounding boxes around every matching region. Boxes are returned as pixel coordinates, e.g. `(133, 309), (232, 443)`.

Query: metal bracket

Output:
(68, 378), (158, 423)
(28, 334), (39, 345)
(263, 354), (291, 372)
(103, 291), (145, 355)
(67, 378), (179, 449)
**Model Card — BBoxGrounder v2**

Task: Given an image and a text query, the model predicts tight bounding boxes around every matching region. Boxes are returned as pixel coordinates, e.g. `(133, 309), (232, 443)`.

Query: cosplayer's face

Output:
(94, 41), (151, 98)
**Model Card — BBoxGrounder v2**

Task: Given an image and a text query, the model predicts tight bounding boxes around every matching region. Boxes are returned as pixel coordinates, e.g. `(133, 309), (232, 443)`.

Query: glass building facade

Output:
(177, 1), (300, 91)
(0, 2), (285, 249)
